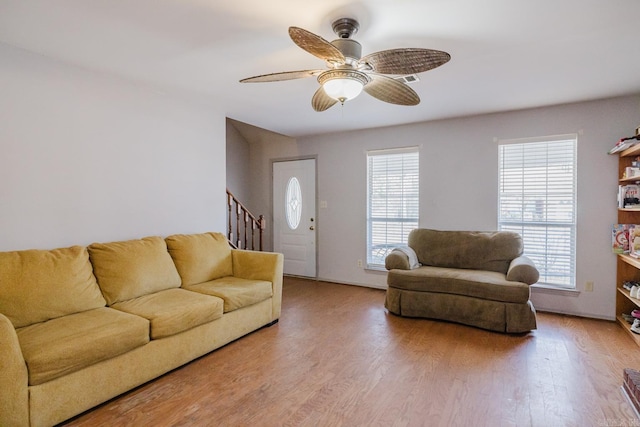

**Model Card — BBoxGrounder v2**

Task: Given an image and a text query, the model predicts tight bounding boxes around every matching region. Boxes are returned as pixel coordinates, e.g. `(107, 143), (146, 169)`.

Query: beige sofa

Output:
(0, 232), (283, 427)
(384, 229), (538, 333)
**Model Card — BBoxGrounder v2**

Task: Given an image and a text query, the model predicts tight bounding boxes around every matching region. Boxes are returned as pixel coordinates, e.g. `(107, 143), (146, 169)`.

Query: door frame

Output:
(271, 155), (318, 278)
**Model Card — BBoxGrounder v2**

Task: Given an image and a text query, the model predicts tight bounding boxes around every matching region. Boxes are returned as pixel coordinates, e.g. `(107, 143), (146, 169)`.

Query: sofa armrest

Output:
(385, 251), (411, 270)
(0, 312), (29, 427)
(507, 255), (540, 285)
(231, 250), (284, 320)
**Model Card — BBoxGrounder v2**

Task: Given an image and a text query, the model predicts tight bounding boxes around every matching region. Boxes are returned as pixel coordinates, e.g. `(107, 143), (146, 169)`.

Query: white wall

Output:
(247, 95), (640, 320)
(0, 43), (227, 251)
(226, 120), (251, 204)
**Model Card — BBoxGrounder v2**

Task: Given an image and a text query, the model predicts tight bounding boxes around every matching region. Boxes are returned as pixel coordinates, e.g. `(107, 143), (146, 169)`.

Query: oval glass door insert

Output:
(285, 176), (302, 230)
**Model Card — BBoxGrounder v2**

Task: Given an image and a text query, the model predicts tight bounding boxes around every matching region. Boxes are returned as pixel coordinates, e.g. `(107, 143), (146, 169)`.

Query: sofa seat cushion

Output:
(16, 307), (149, 386)
(387, 266), (530, 304)
(165, 232), (233, 286)
(0, 246), (106, 328)
(111, 288), (224, 339)
(88, 236), (182, 305)
(184, 276), (272, 313)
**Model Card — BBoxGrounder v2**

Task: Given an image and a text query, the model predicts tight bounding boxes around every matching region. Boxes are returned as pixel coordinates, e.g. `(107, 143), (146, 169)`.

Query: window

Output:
(498, 135), (577, 288)
(367, 147), (419, 268)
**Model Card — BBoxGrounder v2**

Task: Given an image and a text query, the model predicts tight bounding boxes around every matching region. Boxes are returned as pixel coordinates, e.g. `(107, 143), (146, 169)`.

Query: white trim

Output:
(534, 307), (615, 322)
(496, 133), (578, 146)
(366, 145), (420, 156)
(304, 275), (388, 290)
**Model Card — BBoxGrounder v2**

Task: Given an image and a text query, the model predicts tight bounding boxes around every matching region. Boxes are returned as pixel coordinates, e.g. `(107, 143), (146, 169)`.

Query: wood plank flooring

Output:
(60, 277), (640, 426)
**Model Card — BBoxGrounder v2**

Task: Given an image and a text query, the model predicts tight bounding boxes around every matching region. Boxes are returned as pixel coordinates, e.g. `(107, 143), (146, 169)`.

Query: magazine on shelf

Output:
(609, 141), (637, 154)
(613, 224), (631, 254)
(609, 135), (640, 154)
(629, 225), (640, 258)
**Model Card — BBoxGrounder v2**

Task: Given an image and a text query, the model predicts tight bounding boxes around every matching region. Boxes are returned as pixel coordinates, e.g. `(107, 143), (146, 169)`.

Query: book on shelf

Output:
(619, 184), (640, 208)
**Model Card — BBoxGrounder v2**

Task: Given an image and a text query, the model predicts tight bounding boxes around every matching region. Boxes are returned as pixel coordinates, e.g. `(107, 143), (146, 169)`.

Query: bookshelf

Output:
(614, 143), (640, 346)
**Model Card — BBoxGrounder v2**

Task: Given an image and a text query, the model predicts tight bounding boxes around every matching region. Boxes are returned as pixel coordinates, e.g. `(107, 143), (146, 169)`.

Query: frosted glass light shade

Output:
(323, 78), (364, 102)
(317, 70), (369, 103)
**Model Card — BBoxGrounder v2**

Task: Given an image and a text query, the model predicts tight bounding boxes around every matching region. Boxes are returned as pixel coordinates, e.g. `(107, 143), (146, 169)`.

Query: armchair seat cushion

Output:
(16, 307), (149, 386)
(111, 288), (224, 339)
(387, 266), (530, 304)
(184, 276), (273, 313)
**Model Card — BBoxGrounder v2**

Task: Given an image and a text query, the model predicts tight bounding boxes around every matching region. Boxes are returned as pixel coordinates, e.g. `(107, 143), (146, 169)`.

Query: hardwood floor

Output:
(61, 277), (640, 427)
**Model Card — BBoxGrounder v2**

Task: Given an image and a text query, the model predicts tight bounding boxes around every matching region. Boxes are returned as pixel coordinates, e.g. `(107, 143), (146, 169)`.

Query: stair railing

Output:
(227, 189), (265, 251)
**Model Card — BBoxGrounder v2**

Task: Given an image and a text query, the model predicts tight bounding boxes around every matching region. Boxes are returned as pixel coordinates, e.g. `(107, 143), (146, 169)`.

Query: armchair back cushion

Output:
(165, 232), (233, 286)
(0, 246), (106, 328)
(408, 229), (523, 274)
(88, 236), (181, 305)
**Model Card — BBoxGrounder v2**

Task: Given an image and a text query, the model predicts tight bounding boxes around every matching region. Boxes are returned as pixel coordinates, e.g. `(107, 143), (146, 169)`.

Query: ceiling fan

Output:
(240, 18), (451, 112)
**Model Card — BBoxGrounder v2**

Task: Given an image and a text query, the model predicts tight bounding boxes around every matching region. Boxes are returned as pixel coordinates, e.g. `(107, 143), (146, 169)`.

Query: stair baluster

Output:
(226, 189), (265, 251)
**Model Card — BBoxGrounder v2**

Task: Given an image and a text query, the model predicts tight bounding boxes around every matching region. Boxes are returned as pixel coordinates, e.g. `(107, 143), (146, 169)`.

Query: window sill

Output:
(531, 283), (579, 297)
(365, 265), (387, 273)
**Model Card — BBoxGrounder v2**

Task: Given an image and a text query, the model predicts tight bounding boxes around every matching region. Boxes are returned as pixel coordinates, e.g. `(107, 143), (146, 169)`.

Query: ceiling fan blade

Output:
(363, 74), (420, 106)
(360, 48), (450, 75)
(311, 87), (338, 112)
(289, 26), (345, 64)
(240, 69), (324, 83)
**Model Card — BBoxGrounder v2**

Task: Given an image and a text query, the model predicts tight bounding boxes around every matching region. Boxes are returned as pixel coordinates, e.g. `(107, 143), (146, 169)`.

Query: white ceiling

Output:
(2, 0), (639, 137)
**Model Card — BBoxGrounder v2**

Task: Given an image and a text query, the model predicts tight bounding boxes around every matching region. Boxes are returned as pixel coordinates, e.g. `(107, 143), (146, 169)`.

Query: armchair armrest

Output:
(385, 250), (411, 270)
(231, 250), (284, 320)
(507, 255), (540, 285)
(385, 246), (420, 271)
(0, 312), (29, 427)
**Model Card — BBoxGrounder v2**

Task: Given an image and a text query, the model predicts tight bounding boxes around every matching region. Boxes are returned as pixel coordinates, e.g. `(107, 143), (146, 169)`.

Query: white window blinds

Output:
(498, 136), (577, 288)
(367, 147), (419, 267)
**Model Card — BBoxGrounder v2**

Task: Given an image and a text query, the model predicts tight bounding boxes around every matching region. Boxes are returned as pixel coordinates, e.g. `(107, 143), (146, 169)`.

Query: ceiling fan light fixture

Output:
(318, 70), (369, 103)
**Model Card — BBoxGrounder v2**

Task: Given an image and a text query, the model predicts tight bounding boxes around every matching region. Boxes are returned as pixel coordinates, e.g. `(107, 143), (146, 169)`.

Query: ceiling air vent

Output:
(394, 74), (420, 84)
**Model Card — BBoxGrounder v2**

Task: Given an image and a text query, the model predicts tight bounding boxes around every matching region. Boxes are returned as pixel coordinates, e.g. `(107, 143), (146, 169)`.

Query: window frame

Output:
(366, 146), (420, 269)
(497, 134), (578, 289)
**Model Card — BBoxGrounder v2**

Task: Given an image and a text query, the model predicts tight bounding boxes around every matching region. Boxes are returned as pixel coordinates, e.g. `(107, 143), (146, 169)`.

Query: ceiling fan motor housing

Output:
(331, 38), (362, 64)
(330, 18), (361, 66)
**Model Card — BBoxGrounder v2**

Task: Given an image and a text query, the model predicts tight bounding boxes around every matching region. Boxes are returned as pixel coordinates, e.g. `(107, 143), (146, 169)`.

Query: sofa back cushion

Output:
(408, 229), (523, 273)
(0, 246), (106, 328)
(88, 236), (181, 305)
(165, 232), (232, 286)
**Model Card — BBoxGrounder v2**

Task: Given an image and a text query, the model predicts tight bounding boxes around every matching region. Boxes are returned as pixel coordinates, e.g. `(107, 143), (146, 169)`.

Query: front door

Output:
(273, 159), (316, 277)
